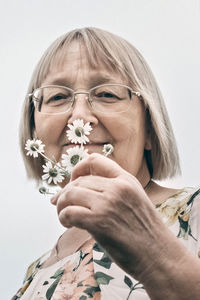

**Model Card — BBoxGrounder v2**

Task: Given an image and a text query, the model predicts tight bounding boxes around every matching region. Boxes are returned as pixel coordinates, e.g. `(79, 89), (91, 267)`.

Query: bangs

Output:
(31, 28), (132, 90)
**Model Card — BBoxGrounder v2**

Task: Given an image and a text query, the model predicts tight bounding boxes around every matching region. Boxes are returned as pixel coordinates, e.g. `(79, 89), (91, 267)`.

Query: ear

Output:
(144, 134), (152, 150)
(32, 129), (37, 139)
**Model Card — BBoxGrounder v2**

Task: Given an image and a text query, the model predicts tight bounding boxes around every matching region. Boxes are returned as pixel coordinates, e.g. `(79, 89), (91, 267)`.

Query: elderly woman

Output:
(13, 27), (200, 299)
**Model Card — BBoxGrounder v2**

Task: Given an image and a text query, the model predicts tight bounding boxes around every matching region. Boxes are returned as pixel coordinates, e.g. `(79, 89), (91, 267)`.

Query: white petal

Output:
(47, 161), (52, 168)
(33, 152), (39, 158)
(67, 124), (74, 130)
(42, 174), (49, 180)
(48, 177), (52, 184)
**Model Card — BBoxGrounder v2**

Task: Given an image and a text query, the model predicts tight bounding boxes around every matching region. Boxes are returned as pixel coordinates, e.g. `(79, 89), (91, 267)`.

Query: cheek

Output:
(101, 98), (146, 142)
(112, 132), (146, 176)
(101, 111), (145, 144)
(34, 113), (67, 144)
(101, 110), (147, 174)
(33, 113), (71, 162)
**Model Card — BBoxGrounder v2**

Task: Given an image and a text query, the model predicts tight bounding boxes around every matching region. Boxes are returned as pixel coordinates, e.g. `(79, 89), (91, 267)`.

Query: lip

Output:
(62, 142), (108, 154)
(63, 141), (108, 146)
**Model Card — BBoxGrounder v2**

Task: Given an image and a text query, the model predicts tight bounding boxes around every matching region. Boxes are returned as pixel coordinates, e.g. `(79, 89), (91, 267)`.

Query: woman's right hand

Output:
(50, 153), (178, 282)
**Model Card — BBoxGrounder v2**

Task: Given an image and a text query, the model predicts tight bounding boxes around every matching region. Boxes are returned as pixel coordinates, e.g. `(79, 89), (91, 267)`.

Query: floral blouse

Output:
(12, 187), (200, 300)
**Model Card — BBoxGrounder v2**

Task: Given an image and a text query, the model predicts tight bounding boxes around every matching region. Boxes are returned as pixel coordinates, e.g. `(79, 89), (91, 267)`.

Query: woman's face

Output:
(34, 42), (151, 186)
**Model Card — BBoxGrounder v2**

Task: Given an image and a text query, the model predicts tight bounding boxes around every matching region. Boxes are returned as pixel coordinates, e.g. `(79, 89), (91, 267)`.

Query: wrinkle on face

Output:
(34, 42), (151, 186)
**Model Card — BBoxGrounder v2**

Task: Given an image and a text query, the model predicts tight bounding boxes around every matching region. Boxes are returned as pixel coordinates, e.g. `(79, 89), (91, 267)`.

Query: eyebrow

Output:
(89, 74), (116, 87)
(43, 72), (122, 88)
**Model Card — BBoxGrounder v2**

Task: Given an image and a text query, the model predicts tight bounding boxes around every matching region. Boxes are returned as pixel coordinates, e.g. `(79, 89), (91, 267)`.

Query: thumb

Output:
(71, 153), (125, 181)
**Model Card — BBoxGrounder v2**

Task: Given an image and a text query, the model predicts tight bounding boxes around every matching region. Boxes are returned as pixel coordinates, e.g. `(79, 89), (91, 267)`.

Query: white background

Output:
(0, 0), (200, 298)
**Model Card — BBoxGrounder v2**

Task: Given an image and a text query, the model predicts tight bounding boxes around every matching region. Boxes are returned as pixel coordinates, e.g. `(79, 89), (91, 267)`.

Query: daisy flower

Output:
(66, 119), (92, 144)
(61, 146), (89, 174)
(38, 186), (55, 195)
(102, 144), (114, 156)
(25, 139), (45, 158)
(42, 161), (65, 184)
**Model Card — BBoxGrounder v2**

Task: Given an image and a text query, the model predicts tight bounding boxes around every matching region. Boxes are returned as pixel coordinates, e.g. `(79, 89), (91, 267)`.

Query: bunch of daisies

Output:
(25, 119), (114, 191)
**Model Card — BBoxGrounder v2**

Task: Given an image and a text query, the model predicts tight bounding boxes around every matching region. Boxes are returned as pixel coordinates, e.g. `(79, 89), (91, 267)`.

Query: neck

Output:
(136, 156), (151, 189)
(56, 227), (92, 259)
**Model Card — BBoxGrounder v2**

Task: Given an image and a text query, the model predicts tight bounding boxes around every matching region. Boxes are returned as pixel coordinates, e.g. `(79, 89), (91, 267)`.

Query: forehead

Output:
(42, 42), (127, 88)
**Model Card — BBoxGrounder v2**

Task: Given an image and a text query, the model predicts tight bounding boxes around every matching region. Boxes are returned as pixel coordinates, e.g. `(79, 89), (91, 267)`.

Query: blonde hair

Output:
(19, 27), (181, 182)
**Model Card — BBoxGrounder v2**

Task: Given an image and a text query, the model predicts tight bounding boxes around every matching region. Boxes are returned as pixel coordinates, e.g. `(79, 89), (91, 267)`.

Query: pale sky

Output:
(1, 0), (200, 298)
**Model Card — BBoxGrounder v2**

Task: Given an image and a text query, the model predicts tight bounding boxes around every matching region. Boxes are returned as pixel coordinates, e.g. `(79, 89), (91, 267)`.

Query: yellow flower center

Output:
(70, 155), (80, 166)
(49, 168), (58, 177)
(75, 127), (84, 137)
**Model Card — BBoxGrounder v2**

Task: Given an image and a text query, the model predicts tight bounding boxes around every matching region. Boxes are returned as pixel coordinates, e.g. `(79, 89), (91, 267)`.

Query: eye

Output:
(92, 88), (121, 103)
(47, 93), (68, 102)
(97, 91), (118, 98)
(44, 92), (72, 107)
(97, 92), (118, 98)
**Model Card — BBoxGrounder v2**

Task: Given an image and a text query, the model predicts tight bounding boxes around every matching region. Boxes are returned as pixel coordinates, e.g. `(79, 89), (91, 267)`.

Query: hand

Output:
(51, 153), (168, 279)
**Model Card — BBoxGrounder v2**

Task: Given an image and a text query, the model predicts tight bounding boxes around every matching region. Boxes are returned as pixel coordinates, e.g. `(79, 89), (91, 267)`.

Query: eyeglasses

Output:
(29, 83), (141, 115)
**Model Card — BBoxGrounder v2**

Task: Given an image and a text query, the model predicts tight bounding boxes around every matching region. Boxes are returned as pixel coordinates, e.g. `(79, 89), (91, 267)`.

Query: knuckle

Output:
(119, 180), (132, 194)
(110, 178), (130, 195)
(100, 178), (134, 207)
(59, 208), (71, 228)
(88, 153), (102, 165)
(56, 194), (66, 213)
(73, 176), (83, 186)
(57, 188), (74, 212)
(88, 152), (100, 160)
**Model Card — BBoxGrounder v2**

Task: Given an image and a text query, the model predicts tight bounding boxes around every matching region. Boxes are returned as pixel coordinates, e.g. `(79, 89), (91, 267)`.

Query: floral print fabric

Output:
(12, 187), (200, 300)
(13, 239), (101, 300)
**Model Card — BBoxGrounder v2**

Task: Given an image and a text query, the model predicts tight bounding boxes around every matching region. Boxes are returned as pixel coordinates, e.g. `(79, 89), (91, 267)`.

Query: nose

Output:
(67, 92), (98, 126)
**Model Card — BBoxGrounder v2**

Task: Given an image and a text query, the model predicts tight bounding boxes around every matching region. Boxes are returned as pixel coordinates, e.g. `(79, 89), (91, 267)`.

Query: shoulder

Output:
(12, 251), (51, 299)
(188, 187), (200, 224)
(156, 187), (200, 225)
(154, 187), (200, 258)
(23, 250), (51, 283)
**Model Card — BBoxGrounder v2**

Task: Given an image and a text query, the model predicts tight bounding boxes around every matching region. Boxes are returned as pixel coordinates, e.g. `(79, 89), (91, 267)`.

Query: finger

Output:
(58, 205), (93, 229)
(51, 175), (108, 206)
(56, 186), (101, 214)
(72, 153), (126, 181)
(71, 175), (114, 192)
(50, 189), (63, 205)
(51, 155), (118, 205)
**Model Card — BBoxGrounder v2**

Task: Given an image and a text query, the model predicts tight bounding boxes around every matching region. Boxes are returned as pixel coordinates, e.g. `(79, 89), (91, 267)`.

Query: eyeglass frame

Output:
(28, 83), (142, 115)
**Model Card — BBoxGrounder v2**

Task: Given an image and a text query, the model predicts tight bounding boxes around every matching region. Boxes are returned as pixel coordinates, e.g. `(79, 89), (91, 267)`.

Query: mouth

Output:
(63, 142), (109, 153)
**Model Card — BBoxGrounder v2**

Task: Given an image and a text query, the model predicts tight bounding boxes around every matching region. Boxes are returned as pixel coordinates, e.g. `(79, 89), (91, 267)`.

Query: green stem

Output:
(33, 147), (68, 174)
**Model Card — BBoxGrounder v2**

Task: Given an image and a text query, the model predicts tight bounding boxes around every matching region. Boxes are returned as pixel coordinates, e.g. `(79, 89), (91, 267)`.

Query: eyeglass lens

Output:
(33, 85), (132, 114)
